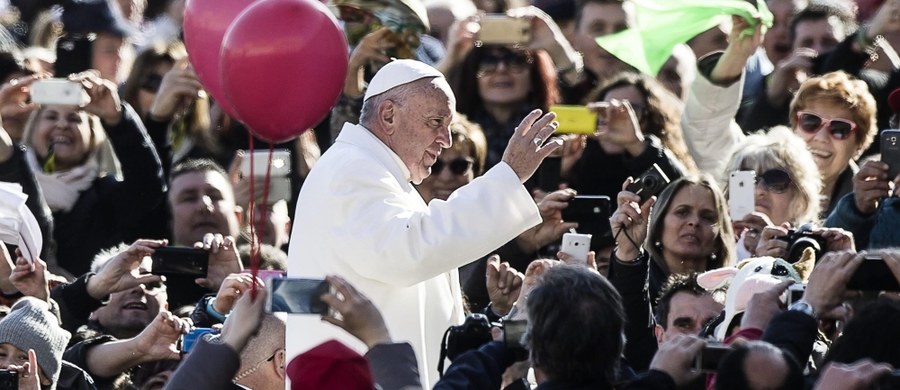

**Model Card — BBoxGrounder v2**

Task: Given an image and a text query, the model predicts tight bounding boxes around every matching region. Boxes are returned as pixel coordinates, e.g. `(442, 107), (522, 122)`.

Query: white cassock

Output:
(286, 123), (541, 387)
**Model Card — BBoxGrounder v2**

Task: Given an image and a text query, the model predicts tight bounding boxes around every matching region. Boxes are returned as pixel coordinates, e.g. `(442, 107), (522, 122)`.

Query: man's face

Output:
(169, 170), (242, 246)
(386, 79), (454, 185)
(575, 2), (632, 82)
(92, 283), (167, 339)
(655, 291), (722, 344)
(793, 17), (844, 54)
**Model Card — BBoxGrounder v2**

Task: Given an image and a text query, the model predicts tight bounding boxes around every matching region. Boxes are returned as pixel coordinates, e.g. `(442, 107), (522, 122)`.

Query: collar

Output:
(336, 123), (412, 183)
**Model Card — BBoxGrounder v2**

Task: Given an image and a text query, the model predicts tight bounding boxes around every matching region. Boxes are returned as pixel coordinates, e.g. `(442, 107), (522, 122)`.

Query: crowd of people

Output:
(0, 0), (899, 389)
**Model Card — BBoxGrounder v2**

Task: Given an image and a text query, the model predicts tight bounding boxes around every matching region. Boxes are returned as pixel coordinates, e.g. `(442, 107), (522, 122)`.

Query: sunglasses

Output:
(755, 169), (793, 194)
(796, 111), (857, 140)
(477, 51), (533, 77)
(432, 157), (473, 175)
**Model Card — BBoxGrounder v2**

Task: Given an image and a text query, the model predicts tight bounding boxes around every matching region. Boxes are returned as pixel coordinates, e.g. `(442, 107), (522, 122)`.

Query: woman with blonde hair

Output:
(724, 126), (823, 258)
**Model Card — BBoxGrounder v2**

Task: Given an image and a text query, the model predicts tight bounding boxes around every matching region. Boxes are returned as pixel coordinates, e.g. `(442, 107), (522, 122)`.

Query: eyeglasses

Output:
(476, 51), (533, 77)
(796, 111), (857, 140)
(431, 157), (473, 175)
(755, 169), (793, 194)
(140, 74), (163, 93)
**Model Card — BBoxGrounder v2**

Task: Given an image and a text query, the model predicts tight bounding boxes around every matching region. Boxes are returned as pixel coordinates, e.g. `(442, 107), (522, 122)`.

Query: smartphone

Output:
(30, 79), (88, 106)
(503, 319), (529, 361)
(550, 105), (597, 135)
(478, 15), (531, 45)
(881, 130), (900, 180)
(728, 170), (756, 221)
(694, 343), (731, 373)
(561, 232), (592, 264)
(848, 255), (900, 291)
(561, 195), (611, 239)
(0, 370), (16, 390)
(181, 327), (217, 354)
(266, 278), (332, 314)
(150, 247), (209, 277)
(626, 164), (671, 204)
(239, 149), (292, 178)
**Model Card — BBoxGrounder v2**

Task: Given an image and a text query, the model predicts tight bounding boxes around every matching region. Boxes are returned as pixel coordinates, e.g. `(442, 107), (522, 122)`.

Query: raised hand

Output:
(516, 188), (578, 252)
(148, 58), (205, 121)
(485, 255), (524, 316)
(320, 275), (391, 349)
(610, 178), (655, 262)
(589, 99), (645, 156)
(501, 110), (562, 183)
(87, 239), (166, 300)
(194, 234), (242, 291)
(852, 160), (892, 215)
(72, 70), (123, 126)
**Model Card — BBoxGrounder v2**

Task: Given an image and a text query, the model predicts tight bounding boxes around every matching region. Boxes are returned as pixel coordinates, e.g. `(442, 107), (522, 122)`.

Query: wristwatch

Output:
(788, 300), (816, 318)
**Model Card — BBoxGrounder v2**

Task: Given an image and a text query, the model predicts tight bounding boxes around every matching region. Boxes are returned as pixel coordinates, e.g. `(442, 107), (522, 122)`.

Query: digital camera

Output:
(441, 313), (493, 362)
(626, 164), (671, 203)
(777, 224), (827, 263)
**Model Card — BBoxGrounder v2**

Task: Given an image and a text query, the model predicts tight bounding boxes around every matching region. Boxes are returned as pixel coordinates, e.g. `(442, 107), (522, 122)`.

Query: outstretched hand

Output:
(320, 275), (391, 349)
(501, 110), (562, 183)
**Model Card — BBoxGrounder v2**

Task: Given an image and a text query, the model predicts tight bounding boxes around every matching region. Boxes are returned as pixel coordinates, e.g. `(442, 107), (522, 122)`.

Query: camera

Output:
(0, 370), (17, 390)
(503, 319), (529, 361)
(441, 313), (493, 363)
(776, 224), (827, 264)
(626, 164), (671, 203)
(693, 343), (731, 373)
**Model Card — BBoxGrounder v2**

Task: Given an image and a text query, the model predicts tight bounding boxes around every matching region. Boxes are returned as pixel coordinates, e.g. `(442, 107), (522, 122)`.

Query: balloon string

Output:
(248, 132), (259, 299)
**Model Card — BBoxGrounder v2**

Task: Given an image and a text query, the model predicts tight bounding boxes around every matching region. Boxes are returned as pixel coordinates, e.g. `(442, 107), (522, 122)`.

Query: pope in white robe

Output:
(286, 59), (561, 387)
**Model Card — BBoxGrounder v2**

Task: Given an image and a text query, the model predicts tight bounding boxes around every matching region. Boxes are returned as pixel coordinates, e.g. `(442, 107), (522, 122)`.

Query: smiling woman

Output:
(19, 73), (166, 276)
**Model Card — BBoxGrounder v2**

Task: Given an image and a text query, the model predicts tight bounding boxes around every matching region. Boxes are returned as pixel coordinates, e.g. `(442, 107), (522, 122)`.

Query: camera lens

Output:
(643, 176), (658, 189)
(788, 237), (822, 264)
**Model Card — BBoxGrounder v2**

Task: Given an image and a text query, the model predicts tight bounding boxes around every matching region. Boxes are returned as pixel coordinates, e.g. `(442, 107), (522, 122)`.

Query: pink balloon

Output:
(183, 0), (258, 120)
(220, 0), (348, 143)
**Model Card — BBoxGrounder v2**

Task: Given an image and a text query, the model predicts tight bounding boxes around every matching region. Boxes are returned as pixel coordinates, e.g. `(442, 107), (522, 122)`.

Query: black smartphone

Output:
(54, 34), (94, 78)
(0, 370), (16, 390)
(150, 247), (209, 277)
(562, 195), (611, 238)
(848, 256), (900, 291)
(503, 319), (529, 361)
(266, 278), (332, 314)
(881, 130), (900, 180)
(626, 164), (671, 204)
(693, 343), (731, 373)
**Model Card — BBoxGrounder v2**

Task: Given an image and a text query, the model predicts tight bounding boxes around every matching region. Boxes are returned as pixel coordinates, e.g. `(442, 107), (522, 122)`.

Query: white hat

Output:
(363, 59), (444, 102)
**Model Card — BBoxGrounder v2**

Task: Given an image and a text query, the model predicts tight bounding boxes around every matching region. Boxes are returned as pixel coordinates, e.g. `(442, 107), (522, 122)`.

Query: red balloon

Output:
(183, 0), (258, 120)
(220, 0), (348, 143)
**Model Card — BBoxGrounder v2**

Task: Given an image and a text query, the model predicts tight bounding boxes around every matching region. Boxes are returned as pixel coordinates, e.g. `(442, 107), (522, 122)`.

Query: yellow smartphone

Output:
(550, 105), (597, 135)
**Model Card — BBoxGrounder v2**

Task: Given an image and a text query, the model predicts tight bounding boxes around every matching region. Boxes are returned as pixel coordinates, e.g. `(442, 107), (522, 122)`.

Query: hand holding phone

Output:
(693, 343), (731, 373)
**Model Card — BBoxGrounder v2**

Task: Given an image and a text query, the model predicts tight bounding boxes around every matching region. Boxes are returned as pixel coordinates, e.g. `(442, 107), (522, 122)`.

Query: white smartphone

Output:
(239, 149), (292, 178)
(561, 232), (592, 265)
(30, 79), (88, 106)
(728, 170), (756, 221)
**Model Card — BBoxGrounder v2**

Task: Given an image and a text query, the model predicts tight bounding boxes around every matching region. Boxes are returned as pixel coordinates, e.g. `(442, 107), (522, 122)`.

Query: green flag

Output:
(595, 0), (773, 76)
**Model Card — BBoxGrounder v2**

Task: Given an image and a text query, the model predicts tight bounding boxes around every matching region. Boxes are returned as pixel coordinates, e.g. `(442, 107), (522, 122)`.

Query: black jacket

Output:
(607, 252), (666, 372)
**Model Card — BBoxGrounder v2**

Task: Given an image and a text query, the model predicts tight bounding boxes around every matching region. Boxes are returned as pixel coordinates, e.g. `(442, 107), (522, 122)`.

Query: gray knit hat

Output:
(0, 297), (71, 386)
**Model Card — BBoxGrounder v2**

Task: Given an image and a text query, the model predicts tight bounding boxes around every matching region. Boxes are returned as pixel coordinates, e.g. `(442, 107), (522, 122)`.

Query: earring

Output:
(710, 253), (717, 262)
(654, 241), (662, 248)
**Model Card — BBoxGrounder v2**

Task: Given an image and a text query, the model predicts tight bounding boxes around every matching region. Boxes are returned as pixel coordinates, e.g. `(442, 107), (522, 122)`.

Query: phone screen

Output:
(266, 278), (331, 314)
(562, 195), (611, 239)
(151, 247), (209, 277)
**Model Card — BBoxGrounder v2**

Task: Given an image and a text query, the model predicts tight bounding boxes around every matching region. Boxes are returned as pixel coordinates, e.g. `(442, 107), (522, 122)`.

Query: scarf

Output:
(25, 149), (98, 213)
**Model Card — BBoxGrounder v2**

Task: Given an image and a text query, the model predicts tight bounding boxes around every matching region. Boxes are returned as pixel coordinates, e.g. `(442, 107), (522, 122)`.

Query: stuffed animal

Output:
(697, 255), (805, 340)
